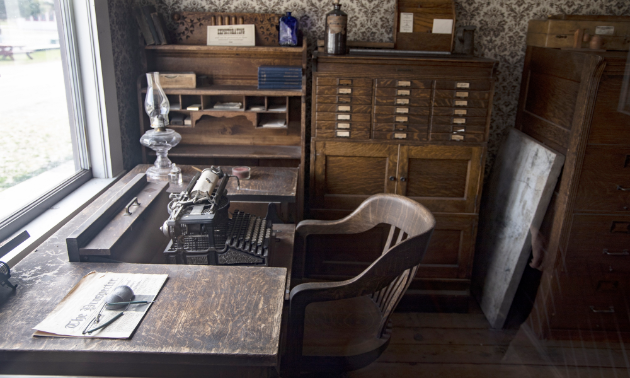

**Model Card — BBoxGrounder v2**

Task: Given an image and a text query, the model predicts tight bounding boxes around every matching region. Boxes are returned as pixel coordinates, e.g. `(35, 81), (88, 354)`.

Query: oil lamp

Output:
(140, 72), (181, 179)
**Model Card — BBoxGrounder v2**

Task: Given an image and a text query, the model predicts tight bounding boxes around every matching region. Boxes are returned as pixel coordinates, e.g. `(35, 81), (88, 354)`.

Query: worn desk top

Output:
(0, 167), (292, 377)
(137, 164), (298, 203)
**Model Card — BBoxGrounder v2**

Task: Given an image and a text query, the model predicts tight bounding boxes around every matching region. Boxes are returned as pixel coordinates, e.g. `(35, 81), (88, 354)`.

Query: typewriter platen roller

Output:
(161, 166), (274, 266)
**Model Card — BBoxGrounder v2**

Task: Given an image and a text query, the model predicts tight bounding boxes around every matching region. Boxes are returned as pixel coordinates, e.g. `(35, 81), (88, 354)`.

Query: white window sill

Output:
(1, 176), (119, 267)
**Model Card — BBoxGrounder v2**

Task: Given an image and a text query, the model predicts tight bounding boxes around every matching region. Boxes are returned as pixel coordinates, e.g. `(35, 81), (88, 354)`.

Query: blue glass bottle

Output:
(278, 12), (299, 46)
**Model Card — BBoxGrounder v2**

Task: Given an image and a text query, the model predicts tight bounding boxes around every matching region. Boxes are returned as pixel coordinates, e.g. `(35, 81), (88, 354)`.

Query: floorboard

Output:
(347, 300), (630, 378)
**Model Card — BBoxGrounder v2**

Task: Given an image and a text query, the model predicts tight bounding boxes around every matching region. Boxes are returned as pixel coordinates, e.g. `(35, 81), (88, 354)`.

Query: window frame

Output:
(0, 0), (124, 244)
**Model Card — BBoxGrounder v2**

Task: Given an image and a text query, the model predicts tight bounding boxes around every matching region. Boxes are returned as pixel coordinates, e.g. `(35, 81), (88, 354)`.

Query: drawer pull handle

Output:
(603, 248), (629, 256)
(590, 306), (615, 313)
(389, 176), (396, 181)
(400, 177), (407, 182)
(616, 185), (630, 191)
(124, 197), (141, 216)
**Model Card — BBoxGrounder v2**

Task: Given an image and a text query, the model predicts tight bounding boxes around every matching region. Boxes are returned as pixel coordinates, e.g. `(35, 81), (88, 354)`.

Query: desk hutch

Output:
(138, 32), (307, 220)
(303, 52), (497, 311)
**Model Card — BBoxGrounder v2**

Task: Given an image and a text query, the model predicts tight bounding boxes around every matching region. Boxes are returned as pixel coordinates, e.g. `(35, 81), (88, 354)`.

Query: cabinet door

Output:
(397, 145), (483, 213)
(311, 140), (398, 210)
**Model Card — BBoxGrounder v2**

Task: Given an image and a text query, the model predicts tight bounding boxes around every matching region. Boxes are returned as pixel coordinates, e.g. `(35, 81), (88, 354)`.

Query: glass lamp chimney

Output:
(145, 72), (170, 130)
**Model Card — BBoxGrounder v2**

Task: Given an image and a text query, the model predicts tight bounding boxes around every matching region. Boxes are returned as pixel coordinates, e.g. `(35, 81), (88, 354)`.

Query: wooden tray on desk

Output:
(172, 12), (283, 46)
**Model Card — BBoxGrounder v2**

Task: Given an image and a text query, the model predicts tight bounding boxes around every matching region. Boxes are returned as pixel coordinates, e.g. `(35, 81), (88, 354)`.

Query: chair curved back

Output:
(288, 194), (435, 375)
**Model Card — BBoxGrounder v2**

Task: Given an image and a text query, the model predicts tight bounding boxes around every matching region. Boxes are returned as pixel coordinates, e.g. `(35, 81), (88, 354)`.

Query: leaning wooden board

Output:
(472, 128), (564, 329)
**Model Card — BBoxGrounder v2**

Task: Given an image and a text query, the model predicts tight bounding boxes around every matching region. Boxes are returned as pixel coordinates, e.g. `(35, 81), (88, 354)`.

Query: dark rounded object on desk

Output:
(172, 13), (181, 21)
(105, 285), (135, 309)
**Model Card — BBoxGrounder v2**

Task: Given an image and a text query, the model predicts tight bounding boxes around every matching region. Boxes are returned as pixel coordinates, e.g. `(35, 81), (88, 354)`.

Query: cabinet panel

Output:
(398, 145), (483, 213)
(311, 140), (398, 210)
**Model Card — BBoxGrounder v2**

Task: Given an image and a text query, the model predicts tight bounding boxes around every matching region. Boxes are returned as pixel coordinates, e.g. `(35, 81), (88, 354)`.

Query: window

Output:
(0, 0), (123, 246)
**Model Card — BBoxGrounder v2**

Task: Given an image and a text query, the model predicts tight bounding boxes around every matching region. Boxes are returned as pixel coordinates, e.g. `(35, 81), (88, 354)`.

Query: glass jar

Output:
(324, 0), (347, 55)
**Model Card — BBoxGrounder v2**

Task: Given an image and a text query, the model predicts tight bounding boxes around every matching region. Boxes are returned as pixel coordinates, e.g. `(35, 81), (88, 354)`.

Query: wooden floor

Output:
(348, 301), (630, 378)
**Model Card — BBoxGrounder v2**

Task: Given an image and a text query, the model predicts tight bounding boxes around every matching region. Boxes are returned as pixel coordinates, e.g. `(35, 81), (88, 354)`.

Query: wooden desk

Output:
(0, 168), (295, 377)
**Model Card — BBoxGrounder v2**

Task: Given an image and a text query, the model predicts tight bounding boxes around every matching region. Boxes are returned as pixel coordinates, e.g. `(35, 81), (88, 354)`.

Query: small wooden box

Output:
(527, 19), (630, 51)
(159, 72), (196, 88)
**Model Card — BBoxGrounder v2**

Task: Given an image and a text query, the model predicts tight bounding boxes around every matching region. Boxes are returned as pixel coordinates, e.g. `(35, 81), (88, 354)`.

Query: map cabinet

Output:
(304, 53), (496, 311)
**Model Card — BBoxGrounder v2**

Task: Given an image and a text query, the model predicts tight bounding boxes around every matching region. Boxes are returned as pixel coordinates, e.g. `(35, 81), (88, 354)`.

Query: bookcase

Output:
(138, 43), (308, 220)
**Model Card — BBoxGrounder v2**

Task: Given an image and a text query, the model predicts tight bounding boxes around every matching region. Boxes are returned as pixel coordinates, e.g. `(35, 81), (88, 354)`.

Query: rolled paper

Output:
(232, 166), (251, 180)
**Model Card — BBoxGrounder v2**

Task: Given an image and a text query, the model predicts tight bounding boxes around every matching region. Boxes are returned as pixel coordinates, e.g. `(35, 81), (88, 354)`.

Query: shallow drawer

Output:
(548, 294), (630, 332)
(374, 97), (431, 107)
(316, 112), (371, 122)
(434, 90), (490, 100)
(375, 79), (432, 88)
(373, 131), (427, 141)
(317, 86), (373, 96)
(374, 106), (431, 115)
(316, 77), (372, 87)
(435, 80), (491, 91)
(374, 114), (429, 124)
(433, 98), (489, 108)
(566, 214), (630, 271)
(316, 104), (372, 113)
(316, 121), (371, 131)
(316, 95), (372, 105)
(433, 107), (488, 117)
(431, 133), (484, 142)
(375, 88), (431, 98)
(575, 146), (630, 213)
(432, 124), (486, 134)
(433, 116), (487, 126)
(374, 123), (428, 133)
(316, 129), (370, 139)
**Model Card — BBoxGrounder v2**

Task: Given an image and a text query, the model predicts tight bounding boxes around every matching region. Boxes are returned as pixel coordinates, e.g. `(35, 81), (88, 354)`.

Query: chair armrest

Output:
(295, 213), (379, 238)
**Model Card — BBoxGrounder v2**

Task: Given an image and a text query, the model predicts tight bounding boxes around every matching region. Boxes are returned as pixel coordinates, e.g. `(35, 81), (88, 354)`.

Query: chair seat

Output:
(300, 295), (391, 372)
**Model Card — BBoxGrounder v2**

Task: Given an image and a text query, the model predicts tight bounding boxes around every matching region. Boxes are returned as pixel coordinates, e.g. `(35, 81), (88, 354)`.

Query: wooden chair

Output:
(286, 193), (435, 376)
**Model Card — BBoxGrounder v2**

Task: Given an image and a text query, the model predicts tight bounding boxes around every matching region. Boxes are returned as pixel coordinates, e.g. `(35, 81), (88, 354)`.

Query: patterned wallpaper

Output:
(107, 0), (630, 172)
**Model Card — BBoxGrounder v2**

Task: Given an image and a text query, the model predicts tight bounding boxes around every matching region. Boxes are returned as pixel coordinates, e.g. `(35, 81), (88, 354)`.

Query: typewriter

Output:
(161, 166), (274, 266)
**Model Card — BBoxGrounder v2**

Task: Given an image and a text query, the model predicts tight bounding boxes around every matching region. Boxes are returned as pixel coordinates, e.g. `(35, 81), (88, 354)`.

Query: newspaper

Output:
(33, 272), (168, 339)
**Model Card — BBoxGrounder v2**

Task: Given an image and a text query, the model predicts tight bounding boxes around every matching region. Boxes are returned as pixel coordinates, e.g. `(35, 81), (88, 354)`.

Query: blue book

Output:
(258, 84), (302, 90)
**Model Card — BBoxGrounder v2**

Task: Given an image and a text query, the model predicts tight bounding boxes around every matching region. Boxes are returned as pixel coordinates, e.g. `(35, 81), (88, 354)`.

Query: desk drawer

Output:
(374, 106), (431, 115)
(373, 131), (428, 141)
(376, 88), (431, 98)
(575, 146), (630, 213)
(566, 214), (630, 271)
(375, 79), (432, 88)
(433, 116), (487, 126)
(431, 133), (485, 143)
(316, 95), (372, 105)
(316, 104), (372, 113)
(434, 90), (490, 100)
(433, 98), (489, 108)
(374, 97), (431, 107)
(374, 114), (429, 124)
(317, 86), (373, 96)
(433, 107), (488, 117)
(316, 112), (371, 122)
(316, 129), (370, 139)
(374, 123), (428, 133)
(433, 124), (486, 134)
(316, 77), (372, 87)
(435, 80), (491, 91)
(316, 121), (371, 131)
